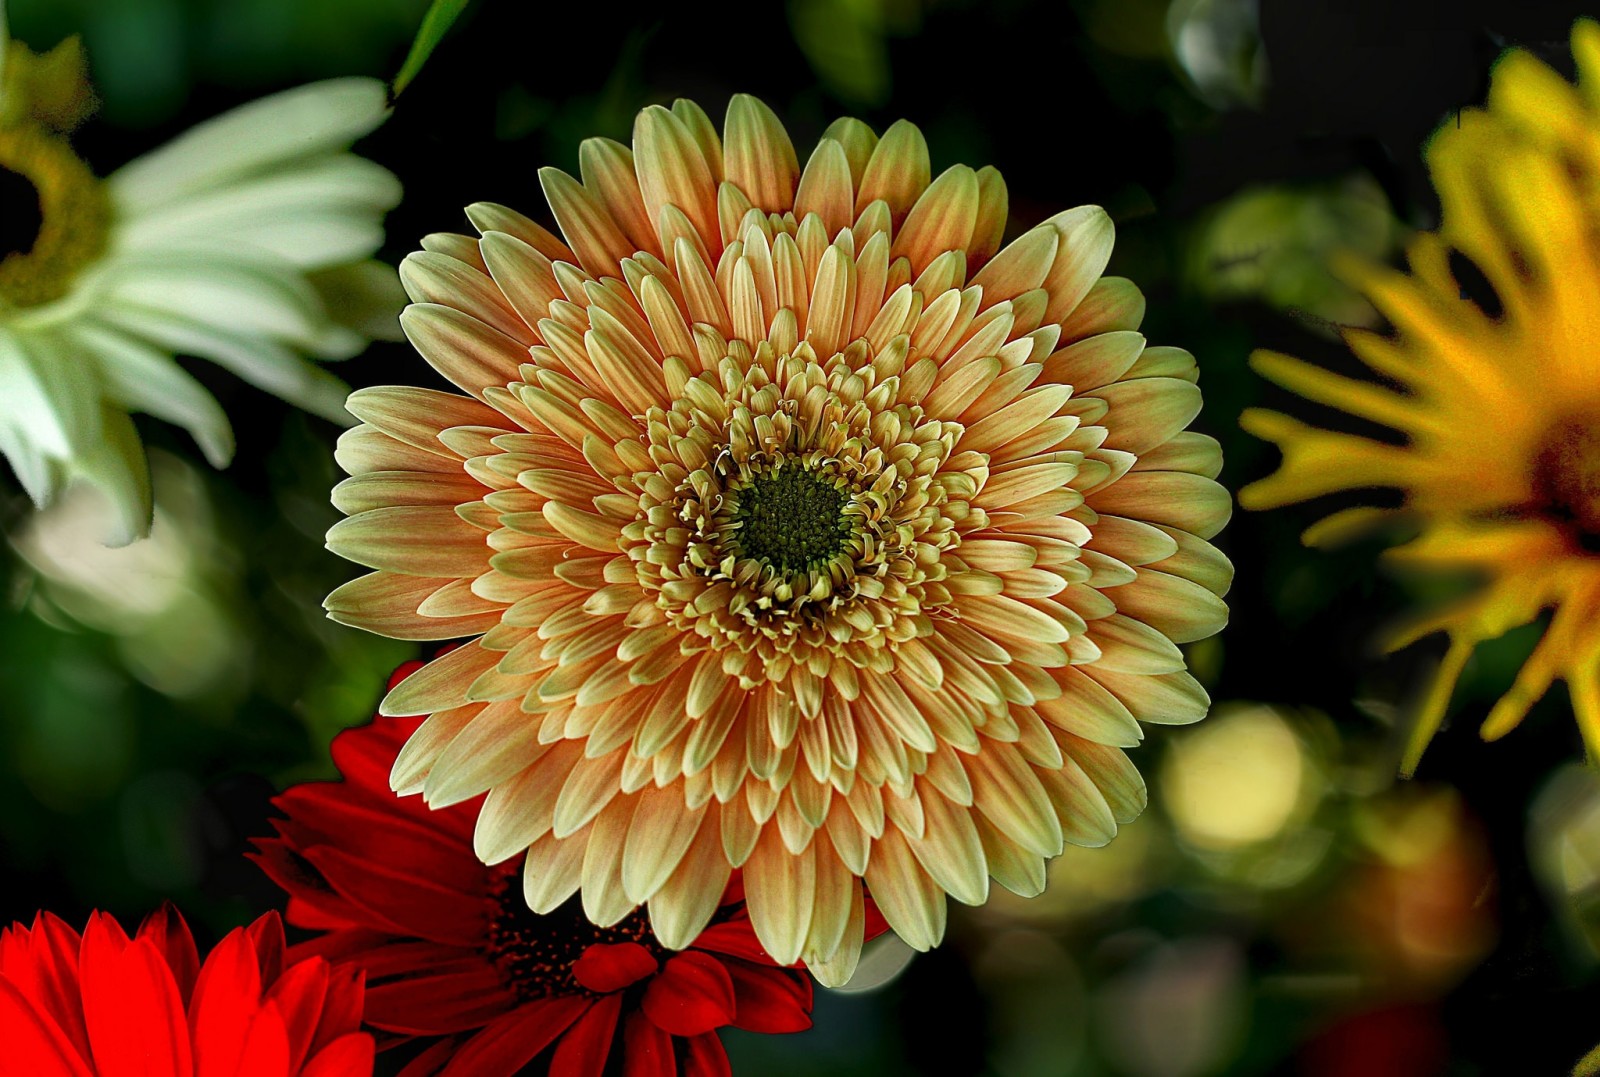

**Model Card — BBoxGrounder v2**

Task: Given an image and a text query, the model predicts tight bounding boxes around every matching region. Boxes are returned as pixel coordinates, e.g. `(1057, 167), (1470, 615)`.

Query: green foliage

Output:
(391, 0), (471, 98)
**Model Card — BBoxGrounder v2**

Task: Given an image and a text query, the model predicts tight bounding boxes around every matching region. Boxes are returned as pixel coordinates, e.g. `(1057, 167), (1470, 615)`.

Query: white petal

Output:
(115, 158), (398, 271)
(111, 78), (389, 214)
(101, 254), (333, 354)
(0, 328), (104, 458)
(96, 305), (351, 424)
(73, 322), (235, 467)
(75, 406), (153, 545)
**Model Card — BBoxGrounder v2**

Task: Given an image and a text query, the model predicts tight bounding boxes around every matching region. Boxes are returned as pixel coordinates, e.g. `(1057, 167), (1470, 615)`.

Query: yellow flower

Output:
(0, 22), (401, 543)
(326, 95), (1232, 984)
(1241, 20), (1600, 773)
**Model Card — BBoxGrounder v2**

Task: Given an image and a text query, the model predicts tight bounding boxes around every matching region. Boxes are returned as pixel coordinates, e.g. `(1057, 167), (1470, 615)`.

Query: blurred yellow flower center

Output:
(1532, 414), (1600, 552)
(0, 123), (109, 310)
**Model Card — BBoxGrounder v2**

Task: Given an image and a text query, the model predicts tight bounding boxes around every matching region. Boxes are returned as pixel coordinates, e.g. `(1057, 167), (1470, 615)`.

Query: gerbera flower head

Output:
(1241, 19), (1600, 772)
(0, 14), (401, 543)
(0, 903), (373, 1076)
(325, 95), (1232, 983)
(252, 660), (829, 1077)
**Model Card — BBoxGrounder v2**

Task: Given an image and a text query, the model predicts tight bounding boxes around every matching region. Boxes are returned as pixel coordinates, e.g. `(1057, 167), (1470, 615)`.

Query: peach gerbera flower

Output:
(325, 95), (1231, 985)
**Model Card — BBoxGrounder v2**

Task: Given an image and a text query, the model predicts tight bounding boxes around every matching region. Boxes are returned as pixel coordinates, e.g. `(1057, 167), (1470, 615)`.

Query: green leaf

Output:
(392, 0), (473, 99)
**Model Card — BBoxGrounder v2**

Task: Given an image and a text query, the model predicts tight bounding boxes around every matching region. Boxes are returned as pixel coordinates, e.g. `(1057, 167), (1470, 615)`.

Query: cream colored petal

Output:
(325, 570), (499, 640)
(1041, 205), (1115, 326)
(400, 303), (529, 403)
(622, 785), (709, 903)
(1090, 471), (1231, 539)
(970, 166), (1009, 269)
(795, 138), (855, 237)
(474, 741), (585, 863)
(539, 166), (636, 280)
(479, 231), (566, 332)
(862, 827), (947, 950)
(1103, 568), (1228, 644)
(1087, 666), (1210, 726)
(648, 807), (734, 948)
(820, 116), (878, 185)
(855, 119), (930, 224)
(893, 165), (979, 277)
(904, 789), (988, 906)
(965, 742), (1063, 858)
(1059, 275), (1145, 343)
(634, 105), (720, 256)
(326, 505), (488, 578)
(744, 825), (816, 966)
(514, 833), (584, 919)
(579, 137), (661, 259)
(400, 251), (533, 344)
(466, 201), (575, 262)
(581, 797), (640, 927)
(724, 94), (800, 212)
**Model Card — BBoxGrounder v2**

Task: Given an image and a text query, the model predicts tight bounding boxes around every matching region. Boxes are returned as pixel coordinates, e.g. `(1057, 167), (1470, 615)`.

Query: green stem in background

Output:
(391, 0), (474, 100)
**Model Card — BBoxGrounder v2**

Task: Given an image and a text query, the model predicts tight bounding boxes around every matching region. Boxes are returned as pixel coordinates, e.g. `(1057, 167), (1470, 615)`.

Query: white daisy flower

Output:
(0, 12), (403, 543)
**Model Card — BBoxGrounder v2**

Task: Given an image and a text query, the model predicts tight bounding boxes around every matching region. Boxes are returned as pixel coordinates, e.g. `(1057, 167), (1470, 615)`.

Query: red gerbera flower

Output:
(0, 903), (373, 1077)
(253, 661), (868, 1076)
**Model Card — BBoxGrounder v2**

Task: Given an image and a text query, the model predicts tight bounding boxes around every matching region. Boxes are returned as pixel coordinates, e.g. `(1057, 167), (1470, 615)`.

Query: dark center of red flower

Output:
(1532, 415), (1600, 553)
(483, 867), (667, 1001)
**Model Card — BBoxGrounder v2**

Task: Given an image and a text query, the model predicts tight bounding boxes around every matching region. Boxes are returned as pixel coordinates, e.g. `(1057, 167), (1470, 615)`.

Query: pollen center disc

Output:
(730, 464), (852, 574)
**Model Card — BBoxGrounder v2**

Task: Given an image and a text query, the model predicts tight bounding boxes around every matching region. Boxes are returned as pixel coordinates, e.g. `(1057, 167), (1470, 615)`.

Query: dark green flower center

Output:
(731, 464), (852, 573)
(0, 164), (42, 257)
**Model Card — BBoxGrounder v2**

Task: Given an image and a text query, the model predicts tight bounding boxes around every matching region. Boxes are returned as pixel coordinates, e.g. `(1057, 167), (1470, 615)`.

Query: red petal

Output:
(364, 960), (515, 1034)
(234, 1003), (292, 1077)
(263, 956), (330, 1071)
(685, 923), (773, 964)
(622, 1011), (677, 1077)
(246, 913), (287, 985)
(548, 993), (623, 1077)
(640, 952), (736, 1037)
(0, 977), (93, 1077)
(301, 846), (485, 947)
(3, 913), (91, 1059)
(137, 904), (201, 1002)
(682, 1033), (732, 1077)
(247, 843), (356, 932)
(80, 927), (193, 1077)
(437, 998), (591, 1077)
(268, 795), (480, 892)
(85, 912), (130, 952)
(189, 928), (263, 1077)
(306, 960), (366, 1058)
(862, 899), (890, 942)
(571, 942), (659, 994)
(395, 1038), (460, 1077)
(300, 1031), (376, 1077)
(723, 961), (812, 1034)
(322, 714), (418, 794)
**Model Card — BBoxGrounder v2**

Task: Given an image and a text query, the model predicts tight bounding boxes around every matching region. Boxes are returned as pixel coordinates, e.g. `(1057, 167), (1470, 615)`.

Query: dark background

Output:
(4, 0), (1600, 1073)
